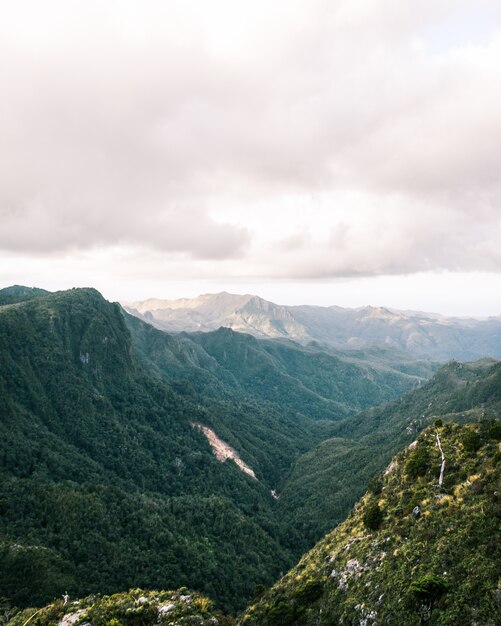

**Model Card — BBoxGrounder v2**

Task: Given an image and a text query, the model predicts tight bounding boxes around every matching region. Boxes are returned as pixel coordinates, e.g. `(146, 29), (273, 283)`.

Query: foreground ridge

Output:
(5, 589), (235, 626)
(239, 421), (501, 626)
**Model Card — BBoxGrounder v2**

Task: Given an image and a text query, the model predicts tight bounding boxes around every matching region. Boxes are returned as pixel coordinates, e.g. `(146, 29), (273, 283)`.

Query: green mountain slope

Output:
(0, 285), (50, 306)
(241, 421), (501, 625)
(127, 312), (436, 422)
(125, 314), (436, 489)
(1, 286), (500, 623)
(276, 358), (501, 549)
(186, 330), (434, 419)
(0, 288), (291, 611)
(0, 287), (434, 612)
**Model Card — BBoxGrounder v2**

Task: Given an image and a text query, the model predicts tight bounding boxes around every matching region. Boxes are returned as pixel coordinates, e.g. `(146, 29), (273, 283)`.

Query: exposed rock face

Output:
(124, 292), (309, 340)
(192, 423), (257, 479)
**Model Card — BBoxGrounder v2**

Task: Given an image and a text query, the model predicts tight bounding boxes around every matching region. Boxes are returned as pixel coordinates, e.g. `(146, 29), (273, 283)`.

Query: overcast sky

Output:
(2, 0), (501, 315)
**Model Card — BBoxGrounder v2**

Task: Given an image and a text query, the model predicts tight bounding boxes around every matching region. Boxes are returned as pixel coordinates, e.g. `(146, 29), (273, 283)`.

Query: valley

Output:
(0, 285), (500, 625)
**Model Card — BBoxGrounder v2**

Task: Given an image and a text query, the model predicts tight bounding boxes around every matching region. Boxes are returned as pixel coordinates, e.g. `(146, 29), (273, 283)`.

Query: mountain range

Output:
(1, 284), (500, 625)
(0, 286), (435, 612)
(124, 292), (501, 362)
(7, 419), (500, 626)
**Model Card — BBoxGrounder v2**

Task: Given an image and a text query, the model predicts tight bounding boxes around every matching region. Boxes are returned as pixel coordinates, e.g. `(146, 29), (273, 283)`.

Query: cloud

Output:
(0, 0), (500, 276)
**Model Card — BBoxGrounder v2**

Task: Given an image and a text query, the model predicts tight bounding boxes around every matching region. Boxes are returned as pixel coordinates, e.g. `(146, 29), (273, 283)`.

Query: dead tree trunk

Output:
(435, 430), (446, 488)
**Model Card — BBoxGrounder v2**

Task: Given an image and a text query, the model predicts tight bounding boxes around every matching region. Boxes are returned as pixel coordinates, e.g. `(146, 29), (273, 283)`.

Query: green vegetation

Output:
(275, 358), (501, 549)
(125, 312), (437, 489)
(406, 447), (431, 478)
(2, 285), (501, 622)
(4, 589), (234, 626)
(240, 422), (501, 625)
(363, 502), (384, 530)
(183, 329), (435, 420)
(409, 574), (448, 626)
(0, 288), (292, 611)
(0, 285), (49, 306)
(0, 286), (434, 612)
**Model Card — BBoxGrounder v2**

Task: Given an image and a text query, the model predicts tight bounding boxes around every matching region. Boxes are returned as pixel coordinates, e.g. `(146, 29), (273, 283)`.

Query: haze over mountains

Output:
(124, 292), (501, 361)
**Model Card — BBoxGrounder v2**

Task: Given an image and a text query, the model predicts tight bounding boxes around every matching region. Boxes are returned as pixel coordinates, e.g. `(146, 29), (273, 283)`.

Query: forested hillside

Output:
(0, 287), (433, 612)
(0, 288), (290, 611)
(2, 286), (499, 621)
(277, 358), (501, 548)
(125, 312), (435, 488)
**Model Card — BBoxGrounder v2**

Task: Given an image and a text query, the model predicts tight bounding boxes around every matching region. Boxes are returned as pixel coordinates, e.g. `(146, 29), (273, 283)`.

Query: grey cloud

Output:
(0, 199), (249, 259)
(1, 0), (500, 276)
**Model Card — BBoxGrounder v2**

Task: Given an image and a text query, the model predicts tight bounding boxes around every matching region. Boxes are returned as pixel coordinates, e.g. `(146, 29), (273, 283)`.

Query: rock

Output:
(346, 559), (360, 573)
(58, 610), (87, 626)
(385, 460), (398, 475)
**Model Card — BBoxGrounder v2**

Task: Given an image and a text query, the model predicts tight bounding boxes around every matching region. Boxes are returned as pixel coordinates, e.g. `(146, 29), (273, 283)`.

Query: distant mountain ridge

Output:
(0, 284), (50, 305)
(125, 292), (308, 340)
(123, 292), (501, 361)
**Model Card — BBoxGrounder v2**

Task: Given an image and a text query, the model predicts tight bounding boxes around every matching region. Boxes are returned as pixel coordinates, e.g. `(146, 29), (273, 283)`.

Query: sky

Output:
(1, 0), (501, 315)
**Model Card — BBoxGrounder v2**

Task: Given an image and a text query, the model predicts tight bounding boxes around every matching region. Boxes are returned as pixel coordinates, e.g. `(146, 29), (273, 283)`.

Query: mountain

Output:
(125, 292), (308, 339)
(0, 287), (433, 612)
(124, 292), (501, 361)
(127, 313), (436, 423)
(2, 285), (499, 620)
(240, 420), (501, 625)
(0, 285), (50, 305)
(0, 288), (293, 611)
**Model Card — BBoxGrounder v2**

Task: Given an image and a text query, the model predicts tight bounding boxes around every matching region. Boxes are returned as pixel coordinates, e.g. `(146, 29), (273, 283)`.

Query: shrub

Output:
(363, 503), (383, 531)
(409, 574), (447, 625)
(462, 430), (481, 454)
(266, 601), (296, 625)
(488, 420), (501, 441)
(406, 447), (431, 479)
(294, 580), (323, 603)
